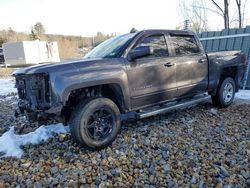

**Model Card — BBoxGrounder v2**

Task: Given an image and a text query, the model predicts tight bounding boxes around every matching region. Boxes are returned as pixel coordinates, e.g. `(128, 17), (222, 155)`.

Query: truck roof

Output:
(135, 29), (195, 36)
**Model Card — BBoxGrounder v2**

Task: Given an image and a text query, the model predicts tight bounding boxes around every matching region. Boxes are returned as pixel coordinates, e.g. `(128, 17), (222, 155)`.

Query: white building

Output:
(2, 41), (60, 66)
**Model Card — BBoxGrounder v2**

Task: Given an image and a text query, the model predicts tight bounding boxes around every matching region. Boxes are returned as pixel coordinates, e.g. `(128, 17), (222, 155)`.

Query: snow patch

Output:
(0, 124), (69, 158)
(235, 90), (250, 100)
(0, 77), (17, 96)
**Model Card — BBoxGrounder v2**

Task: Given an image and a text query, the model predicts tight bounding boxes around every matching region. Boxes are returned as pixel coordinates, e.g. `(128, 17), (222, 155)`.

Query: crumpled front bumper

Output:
(15, 99), (38, 121)
(15, 99), (63, 122)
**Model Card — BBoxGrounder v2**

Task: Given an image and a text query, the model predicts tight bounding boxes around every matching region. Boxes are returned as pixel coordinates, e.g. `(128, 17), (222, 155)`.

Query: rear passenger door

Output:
(169, 34), (208, 97)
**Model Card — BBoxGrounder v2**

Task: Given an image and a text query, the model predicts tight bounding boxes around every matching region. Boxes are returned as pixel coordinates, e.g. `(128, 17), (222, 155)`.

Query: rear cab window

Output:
(170, 34), (200, 56)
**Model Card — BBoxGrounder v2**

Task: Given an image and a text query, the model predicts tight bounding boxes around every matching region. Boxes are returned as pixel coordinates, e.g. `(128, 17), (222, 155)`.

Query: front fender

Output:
(50, 68), (131, 111)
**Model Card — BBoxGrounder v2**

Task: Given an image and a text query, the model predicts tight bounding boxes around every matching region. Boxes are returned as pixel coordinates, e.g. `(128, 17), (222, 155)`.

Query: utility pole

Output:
(92, 35), (95, 48)
(183, 20), (190, 30)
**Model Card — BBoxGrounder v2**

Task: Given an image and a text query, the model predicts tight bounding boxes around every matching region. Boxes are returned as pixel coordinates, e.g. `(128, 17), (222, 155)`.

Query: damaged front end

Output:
(14, 73), (55, 121)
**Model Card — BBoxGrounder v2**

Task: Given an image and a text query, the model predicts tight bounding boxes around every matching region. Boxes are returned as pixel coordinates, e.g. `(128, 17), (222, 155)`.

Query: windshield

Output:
(84, 33), (136, 59)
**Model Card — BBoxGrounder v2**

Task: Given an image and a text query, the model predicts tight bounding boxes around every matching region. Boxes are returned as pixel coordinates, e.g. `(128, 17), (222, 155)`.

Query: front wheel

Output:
(70, 97), (121, 150)
(211, 77), (236, 108)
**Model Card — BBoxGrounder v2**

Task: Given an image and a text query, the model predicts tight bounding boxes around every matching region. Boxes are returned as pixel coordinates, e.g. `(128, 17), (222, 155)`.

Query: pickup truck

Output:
(13, 29), (247, 150)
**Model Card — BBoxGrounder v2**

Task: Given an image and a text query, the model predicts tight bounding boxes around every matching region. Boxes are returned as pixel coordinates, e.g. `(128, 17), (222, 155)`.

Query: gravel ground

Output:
(0, 89), (250, 187)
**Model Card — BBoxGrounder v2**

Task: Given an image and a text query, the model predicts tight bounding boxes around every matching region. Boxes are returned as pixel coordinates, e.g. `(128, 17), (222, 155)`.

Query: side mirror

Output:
(128, 46), (153, 60)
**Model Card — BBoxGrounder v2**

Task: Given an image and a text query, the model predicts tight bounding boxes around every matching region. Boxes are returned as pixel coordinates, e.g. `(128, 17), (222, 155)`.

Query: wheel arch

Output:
(210, 66), (239, 95)
(61, 82), (129, 122)
(220, 66), (239, 91)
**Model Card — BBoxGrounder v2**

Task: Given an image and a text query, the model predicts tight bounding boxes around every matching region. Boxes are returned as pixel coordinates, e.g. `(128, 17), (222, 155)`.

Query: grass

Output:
(0, 67), (15, 77)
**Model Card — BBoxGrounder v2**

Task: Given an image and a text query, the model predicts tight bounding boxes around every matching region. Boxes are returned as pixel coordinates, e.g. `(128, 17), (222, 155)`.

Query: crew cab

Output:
(13, 29), (247, 149)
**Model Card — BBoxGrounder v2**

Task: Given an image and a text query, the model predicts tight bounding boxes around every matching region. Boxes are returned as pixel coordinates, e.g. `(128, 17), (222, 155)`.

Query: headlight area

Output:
(15, 73), (51, 112)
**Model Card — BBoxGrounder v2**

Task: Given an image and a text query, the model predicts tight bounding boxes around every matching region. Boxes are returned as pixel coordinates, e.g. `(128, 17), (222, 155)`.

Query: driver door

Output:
(126, 34), (177, 109)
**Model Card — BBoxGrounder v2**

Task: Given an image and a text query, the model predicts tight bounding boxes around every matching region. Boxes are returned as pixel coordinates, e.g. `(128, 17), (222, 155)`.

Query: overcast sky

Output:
(0, 0), (250, 37)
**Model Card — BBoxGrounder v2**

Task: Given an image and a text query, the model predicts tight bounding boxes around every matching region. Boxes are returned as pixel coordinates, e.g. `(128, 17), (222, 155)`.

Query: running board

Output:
(136, 94), (211, 119)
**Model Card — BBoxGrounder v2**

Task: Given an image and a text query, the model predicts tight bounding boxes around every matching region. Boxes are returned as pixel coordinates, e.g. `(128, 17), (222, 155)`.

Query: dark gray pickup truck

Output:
(13, 29), (247, 149)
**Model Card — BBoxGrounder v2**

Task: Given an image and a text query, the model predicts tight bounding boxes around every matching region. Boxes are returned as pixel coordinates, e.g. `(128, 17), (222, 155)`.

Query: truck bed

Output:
(207, 50), (242, 61)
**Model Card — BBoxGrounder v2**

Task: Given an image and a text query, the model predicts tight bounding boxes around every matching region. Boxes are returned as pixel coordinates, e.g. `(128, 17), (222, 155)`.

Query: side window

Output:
(170, 35), (200, 55)
(138, 35), (169, 58)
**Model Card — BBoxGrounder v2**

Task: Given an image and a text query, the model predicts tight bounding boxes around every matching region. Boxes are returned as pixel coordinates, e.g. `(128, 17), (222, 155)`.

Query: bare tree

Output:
(235, 0), (248, 28)
(235, 0), (242, 28)
(31, 22), (46, 40)
(210, 0), (230, 29)
(179, 0), (208, 33)
(192, 0), (247, 29)
(224, 0), (248, 28)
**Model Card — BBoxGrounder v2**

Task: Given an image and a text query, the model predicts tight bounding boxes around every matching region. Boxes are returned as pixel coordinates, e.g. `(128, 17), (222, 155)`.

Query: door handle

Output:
(199, 58), (206, 63)
(164, 62), (174, 67)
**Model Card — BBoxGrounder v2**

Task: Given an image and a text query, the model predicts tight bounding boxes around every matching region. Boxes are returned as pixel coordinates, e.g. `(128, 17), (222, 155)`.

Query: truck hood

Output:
(13, 58), (123, 75)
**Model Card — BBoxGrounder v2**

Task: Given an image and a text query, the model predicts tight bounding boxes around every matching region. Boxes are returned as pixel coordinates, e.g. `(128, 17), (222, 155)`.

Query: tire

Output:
(211, 77), (236, 108)
(69, 97), (121, 150)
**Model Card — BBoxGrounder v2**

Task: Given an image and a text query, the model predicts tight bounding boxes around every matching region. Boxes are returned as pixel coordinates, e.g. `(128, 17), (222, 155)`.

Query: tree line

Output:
(0, 22), (114, 59)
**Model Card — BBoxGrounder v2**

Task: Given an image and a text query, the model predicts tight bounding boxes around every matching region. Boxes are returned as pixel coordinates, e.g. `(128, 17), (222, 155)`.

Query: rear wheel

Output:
(70, 97), (121, 150)
(211, 77), (236, 108)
